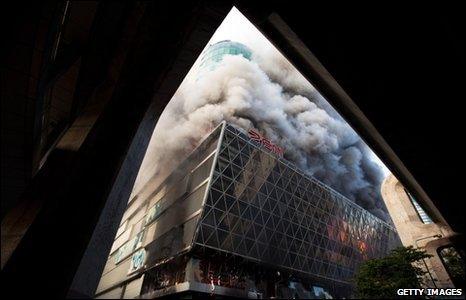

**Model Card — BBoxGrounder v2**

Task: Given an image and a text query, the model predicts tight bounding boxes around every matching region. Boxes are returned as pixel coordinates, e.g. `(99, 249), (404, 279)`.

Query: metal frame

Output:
(193, 123), (398, 286)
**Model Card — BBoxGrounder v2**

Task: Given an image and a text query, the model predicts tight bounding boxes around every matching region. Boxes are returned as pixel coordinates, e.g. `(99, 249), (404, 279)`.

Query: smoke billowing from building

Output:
(137, 47), (390, 222)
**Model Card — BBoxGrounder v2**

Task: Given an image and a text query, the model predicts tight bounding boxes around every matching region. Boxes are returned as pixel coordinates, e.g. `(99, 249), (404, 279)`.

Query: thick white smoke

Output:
(137, 49), (390, 222)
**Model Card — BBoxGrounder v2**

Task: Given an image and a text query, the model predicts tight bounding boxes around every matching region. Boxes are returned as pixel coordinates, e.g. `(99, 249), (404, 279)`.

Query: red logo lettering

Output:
(248, 129), (261, 142)
(248, 129), (284, 157)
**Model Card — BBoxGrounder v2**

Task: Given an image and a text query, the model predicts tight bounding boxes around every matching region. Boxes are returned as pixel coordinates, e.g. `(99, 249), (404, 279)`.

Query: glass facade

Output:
(194, 124), (398, 286)
(96, 122), (398, 298)
(405, 189), (433, 224)
(95, 124), (223, 298)
(197, 40), (252, 77)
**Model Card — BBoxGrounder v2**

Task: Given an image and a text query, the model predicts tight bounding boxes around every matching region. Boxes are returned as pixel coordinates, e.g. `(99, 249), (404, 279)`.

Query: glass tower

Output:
(197, 40), (252, 79)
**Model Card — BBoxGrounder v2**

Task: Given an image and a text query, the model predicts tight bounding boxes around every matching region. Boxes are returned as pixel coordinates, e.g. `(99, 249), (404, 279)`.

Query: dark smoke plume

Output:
(134, 48), (390, 222)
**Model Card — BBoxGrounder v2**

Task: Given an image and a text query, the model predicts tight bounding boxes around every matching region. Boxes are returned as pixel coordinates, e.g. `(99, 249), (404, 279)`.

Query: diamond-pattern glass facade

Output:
(195, 123), (398, 285)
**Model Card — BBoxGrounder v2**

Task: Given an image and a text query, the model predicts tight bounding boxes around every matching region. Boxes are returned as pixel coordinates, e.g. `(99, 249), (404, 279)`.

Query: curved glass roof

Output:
(197, 40), (252, 76)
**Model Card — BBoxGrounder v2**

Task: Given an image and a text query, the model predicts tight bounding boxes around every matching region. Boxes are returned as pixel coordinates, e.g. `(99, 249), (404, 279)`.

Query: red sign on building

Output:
(248, 129), (284, 157)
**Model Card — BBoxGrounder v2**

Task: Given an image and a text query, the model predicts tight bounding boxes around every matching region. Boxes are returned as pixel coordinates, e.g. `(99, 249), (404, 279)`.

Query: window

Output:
(114, 230), (145, 264)
(145, 201), (162, 226)
(404, 189), (433, 224)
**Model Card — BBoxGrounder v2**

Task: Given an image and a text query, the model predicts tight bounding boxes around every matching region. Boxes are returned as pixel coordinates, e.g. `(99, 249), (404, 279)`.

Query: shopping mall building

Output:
(95, 122), (398, 298)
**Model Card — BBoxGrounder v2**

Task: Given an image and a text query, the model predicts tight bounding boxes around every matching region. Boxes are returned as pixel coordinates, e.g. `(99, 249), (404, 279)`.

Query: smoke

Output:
(136, 48), (390, 222)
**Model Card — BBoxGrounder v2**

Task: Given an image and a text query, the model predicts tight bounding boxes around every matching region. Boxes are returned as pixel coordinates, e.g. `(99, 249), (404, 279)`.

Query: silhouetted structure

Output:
(1, 1), (463, 297)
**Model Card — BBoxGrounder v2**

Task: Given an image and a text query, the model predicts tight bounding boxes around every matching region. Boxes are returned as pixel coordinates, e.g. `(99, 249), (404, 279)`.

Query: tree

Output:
(355, 246), (432, 299)
(439, 247), (466, 289)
